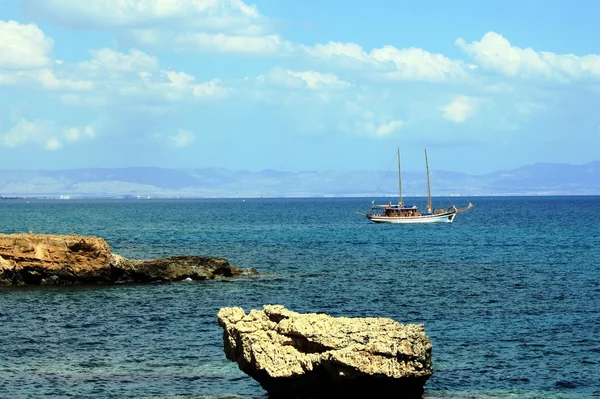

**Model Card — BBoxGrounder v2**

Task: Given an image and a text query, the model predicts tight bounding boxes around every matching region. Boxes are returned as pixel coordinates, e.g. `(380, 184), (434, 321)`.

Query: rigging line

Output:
(373, 151), (398, 199)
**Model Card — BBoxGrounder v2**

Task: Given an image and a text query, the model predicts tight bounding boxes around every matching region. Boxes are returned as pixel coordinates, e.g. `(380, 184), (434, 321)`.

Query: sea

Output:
(0, 196), (599, 399)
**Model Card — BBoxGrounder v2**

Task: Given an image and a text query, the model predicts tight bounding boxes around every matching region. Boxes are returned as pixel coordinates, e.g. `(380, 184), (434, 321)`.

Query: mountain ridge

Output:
(1, 161), (599, 198)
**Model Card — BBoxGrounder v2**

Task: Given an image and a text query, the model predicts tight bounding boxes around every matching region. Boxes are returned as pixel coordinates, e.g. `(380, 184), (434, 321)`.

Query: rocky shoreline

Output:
(2, 233), (435, 397)
(0, 233), (257, 286)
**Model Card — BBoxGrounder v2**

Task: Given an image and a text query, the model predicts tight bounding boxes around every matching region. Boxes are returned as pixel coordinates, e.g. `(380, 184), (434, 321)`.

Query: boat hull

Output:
(366, 212), (456, 224)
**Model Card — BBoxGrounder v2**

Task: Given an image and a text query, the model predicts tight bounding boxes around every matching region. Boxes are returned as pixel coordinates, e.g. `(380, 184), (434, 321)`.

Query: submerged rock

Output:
(217, 305), (433, 398)
(0, 233), (256, 286)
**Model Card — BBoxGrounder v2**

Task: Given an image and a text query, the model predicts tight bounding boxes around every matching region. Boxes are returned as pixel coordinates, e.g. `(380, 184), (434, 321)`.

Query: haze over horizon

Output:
(1, 1), (599, 175)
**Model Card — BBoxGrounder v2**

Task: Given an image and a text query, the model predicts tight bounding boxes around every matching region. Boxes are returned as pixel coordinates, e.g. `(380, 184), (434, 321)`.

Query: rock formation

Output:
(0, 233), (256, 286)
(217, 305), (433, 398)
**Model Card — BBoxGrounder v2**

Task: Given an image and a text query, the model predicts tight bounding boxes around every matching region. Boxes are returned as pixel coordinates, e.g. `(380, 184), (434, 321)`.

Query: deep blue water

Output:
(1, 196), (599, 398)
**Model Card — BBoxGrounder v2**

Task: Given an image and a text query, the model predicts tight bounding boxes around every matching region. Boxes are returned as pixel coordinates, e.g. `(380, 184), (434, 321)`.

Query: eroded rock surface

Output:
(217, 305), (433, 398)
(0, 233), (256, 285)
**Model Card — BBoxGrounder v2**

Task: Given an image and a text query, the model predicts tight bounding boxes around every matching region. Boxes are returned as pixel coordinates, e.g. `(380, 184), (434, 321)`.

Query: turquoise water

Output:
(1, 197), (599, 398)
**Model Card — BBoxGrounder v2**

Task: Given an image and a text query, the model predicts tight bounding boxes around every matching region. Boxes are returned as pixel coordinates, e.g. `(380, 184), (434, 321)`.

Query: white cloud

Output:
(370, 46), (467, 81)
(441, 96), (475, 123)
(60, 71), (229, 106)
(65, 127), (79, 141)
(303, 41), (467, 81)
(0, 21), (93, 92)
(168, 130), (195, 148)
(59, 48), (229, 106)
(127, 30), (290, 55)
(78, 48), (159, 73)
(177, 33), (288, 54)
(1, 119), (45, 148)
(152, 71), (229, 101)
(0, 68), (93, 91)
(0, 20), (53, 70)
(23, 0), (263, 32)
(457, 31), (600, 80)
(376, 120), (404, 136)
(0, 118), (96, 150)
(333, 95), (408, 139)
(262, 69), (350, 90)
(65, 125), (96, 142)
(304, 42), (370, 63)
(45, 138), (62, 150)
(7, 6), (598, 157)
(29, 69), (92, 91)
(287, 70), (351, 90)
(24, 0), (275, 56)
(112, 70), (228, 103)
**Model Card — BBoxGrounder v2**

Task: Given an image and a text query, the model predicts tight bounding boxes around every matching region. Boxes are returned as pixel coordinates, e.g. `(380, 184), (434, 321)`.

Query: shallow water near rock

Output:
(1, 197), (599, 398)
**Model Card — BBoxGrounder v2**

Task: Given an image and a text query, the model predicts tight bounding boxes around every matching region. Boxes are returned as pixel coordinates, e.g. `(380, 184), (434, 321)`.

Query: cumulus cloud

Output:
(62, 49), (229, 106)
(456, 31), (600, 80)
(376, 120), (404, 136)
(168, 130), (195, 148)
(0, 68), (93, 91)
(77, 48), (159, 73)
(334, 97), (407, 138)
(304, 42), (368, 62)
(8, 3), (600, 157)
(60, 71), (229, 107)
(65, 125), (96, 142)
(117, 71), (228, 102)
(23, 0), (278, 56)
(22, 0), (263, 32)
(303, 41), (468, 81)
(173, 32), (289, 54)
(45, 138), (63, 150)
(0, 20), (54, 70)
(441, 96), (475, 123)
(0, 21), (94, 92)
(287, 70), (351, 90)
(129, 30), (291, 55)
(261, 69), (351, 90)
(148, 71), (229, 101)
(0, 118), (95, 150)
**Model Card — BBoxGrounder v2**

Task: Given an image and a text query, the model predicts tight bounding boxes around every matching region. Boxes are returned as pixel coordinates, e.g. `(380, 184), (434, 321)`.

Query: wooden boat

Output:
(365, 149), (472, 224)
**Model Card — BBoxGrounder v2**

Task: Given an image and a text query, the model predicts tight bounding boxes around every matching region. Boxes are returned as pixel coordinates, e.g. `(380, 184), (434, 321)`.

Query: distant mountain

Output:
(1, 162), (599, 198)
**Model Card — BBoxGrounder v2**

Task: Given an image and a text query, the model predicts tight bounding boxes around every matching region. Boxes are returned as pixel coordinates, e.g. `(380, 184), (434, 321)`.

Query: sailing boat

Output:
(365, 149), (473, 224)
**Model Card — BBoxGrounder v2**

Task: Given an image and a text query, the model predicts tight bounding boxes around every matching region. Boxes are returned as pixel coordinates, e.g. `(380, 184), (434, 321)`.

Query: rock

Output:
(217, 305), (433, 398)
(112, 255), (245, 283)
(0, 233), (257, 286)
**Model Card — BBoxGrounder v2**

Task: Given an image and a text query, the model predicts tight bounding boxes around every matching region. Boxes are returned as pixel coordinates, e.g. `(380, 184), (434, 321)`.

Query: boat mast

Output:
(397, 148), (403, 207)
(424, 149), (432, 211)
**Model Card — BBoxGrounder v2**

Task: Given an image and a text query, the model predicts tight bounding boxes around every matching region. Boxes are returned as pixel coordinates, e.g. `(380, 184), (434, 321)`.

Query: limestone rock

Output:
(217, 305), (433, 398)
(0, 233), (256, 285)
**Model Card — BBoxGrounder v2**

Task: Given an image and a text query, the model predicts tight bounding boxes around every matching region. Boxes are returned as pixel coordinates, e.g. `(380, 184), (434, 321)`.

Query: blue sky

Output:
(1, 0), (599, 174)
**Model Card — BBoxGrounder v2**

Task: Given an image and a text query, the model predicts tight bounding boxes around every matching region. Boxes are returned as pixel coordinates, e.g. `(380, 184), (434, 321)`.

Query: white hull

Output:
(363, 149), (473, 225)
(366, 212), (456, 224)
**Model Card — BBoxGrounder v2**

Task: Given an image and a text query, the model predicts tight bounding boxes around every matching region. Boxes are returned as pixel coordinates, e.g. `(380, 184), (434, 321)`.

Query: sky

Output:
(1, 0), (599, 174)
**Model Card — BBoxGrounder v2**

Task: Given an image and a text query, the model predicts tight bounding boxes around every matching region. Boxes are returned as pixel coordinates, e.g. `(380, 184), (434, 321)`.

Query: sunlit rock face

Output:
(0, 233), (256, 285)
(217, 305), (433, 398)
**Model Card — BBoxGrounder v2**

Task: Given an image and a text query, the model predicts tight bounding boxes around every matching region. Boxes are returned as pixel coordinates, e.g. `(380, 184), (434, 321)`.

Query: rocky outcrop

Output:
(0, 233), (256, 286)
(217, 305), (433, 398)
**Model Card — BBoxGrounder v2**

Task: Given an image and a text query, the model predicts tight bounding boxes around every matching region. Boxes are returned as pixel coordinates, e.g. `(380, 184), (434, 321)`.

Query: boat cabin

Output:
(371, 203), (423, 217)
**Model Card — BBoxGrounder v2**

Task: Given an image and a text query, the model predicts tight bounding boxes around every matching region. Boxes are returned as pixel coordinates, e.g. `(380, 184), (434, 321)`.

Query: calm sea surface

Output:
(1, 197), (599, 398)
